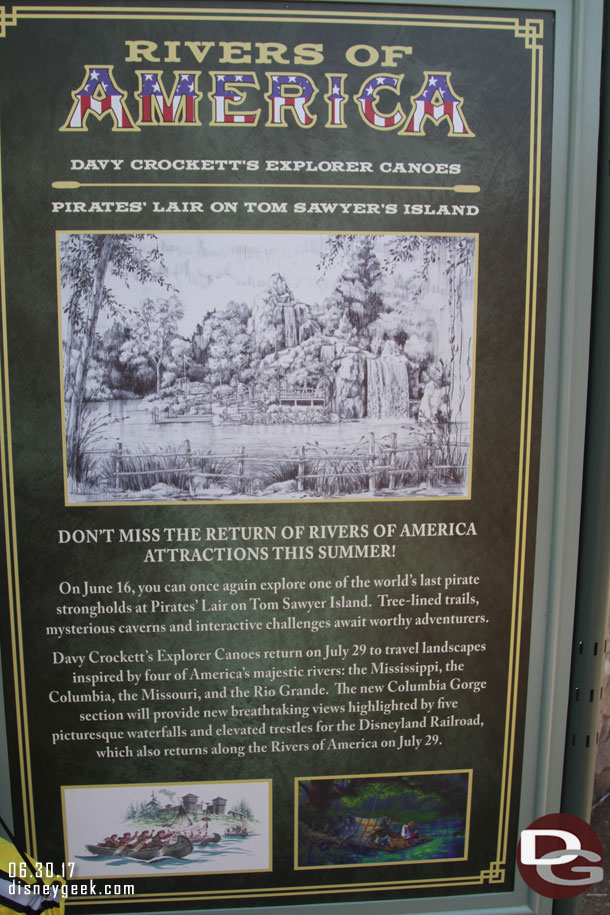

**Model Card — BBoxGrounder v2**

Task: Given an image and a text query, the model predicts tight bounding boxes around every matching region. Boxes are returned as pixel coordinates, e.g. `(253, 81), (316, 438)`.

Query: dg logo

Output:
(518, 813), (603, 899)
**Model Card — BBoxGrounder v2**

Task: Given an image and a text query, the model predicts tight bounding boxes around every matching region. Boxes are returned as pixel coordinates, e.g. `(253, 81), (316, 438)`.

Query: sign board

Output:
(0, 2), (601, 913)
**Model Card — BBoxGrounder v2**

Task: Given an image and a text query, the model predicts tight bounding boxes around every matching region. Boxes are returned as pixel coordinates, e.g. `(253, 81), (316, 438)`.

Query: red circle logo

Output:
(517, 813), (603, 899)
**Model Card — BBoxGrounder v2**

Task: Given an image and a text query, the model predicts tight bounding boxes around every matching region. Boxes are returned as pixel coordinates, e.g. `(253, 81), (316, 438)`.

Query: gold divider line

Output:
(10, 8), (523, 30)
(502, 40), (545, 865)
(69, 874), (491, 908)
(502, 39), (544, 865)
(0, 132), (37, 852)
(495, 35), (542, 866)
(51, 181), (481, 193)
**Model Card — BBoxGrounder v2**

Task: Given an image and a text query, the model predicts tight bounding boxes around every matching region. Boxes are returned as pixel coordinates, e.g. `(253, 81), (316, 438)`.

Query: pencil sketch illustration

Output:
(59, 232), (476, 504)
(296, 772), (470, 869)
(62, 780), (271, 878)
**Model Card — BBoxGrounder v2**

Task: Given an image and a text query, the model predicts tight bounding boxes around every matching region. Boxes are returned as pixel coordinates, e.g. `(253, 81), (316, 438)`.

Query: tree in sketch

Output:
(121, 296), (184, 396)
(60, 234), (169, 480)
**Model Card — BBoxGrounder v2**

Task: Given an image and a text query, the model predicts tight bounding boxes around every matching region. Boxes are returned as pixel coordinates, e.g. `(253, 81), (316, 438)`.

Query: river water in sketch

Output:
(92, 400), (422, 454)
(75, 400), (470, 503)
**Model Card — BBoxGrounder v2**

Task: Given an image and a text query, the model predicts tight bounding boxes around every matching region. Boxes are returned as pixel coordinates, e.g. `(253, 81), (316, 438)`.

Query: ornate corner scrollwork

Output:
(480, 860), (506, 883)
(0, 6), (20, 39)
(514, 19), (544, 49)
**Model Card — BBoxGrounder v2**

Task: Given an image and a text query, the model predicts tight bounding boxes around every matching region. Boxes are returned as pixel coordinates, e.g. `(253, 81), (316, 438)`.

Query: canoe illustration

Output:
(86, 834), (193, 860)
(301, 817), (429, 854)
(197, 832), (222, 846)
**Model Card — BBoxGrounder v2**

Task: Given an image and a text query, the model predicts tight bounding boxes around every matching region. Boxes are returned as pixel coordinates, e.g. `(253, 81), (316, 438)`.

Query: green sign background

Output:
(0, 4), (562, 912)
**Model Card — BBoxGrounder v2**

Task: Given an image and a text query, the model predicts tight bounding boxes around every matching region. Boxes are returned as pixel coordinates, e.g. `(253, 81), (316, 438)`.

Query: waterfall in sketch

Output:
(283, 305), (298, 348)
(366, 343), (410, 419)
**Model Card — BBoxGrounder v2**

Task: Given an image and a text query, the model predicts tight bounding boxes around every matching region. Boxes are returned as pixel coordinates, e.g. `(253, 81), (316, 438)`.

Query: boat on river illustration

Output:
(86, 832), (193, 860)
(225, 825), (249, 837)
(302, 816), (429, 856)
(197, 832), (222, 846)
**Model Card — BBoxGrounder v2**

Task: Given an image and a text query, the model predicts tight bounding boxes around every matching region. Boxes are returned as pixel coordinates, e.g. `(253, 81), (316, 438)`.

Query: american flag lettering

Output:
(138, 71), (200, 124)
(67, 66), (136, 130)
(267, 74), (317, 126)
(355, 75), (403, 129)
(403, 72), (471, 135)
(211, 73), (258, 124)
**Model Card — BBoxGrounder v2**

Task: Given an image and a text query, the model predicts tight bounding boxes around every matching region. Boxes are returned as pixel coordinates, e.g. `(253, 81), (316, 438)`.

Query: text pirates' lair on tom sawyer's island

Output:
(0, 4), (551, 912)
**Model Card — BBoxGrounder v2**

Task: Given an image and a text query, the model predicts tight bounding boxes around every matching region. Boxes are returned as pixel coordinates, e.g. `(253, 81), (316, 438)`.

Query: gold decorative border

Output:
(0, 3), (548, 907)
(0, 5), (543, 43)
(0, 6), (540, 31)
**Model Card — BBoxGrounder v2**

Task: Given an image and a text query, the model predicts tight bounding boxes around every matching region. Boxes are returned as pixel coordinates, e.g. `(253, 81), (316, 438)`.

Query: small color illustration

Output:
(296, 771), (470, 868)
(62, 780), (271, 878)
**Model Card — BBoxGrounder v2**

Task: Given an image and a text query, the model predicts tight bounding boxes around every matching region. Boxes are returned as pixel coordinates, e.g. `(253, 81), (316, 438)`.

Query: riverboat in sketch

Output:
(59, 232), (475, 504)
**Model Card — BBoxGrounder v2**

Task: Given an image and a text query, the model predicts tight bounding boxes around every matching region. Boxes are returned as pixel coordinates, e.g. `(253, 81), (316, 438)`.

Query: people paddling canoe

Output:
(225, 825), (248, 837)
(86, 830), (193, 860)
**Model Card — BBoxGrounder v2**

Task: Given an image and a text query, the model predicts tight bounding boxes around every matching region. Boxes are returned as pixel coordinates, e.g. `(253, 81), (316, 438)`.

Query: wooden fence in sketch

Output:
(75, 428), (469, 499)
